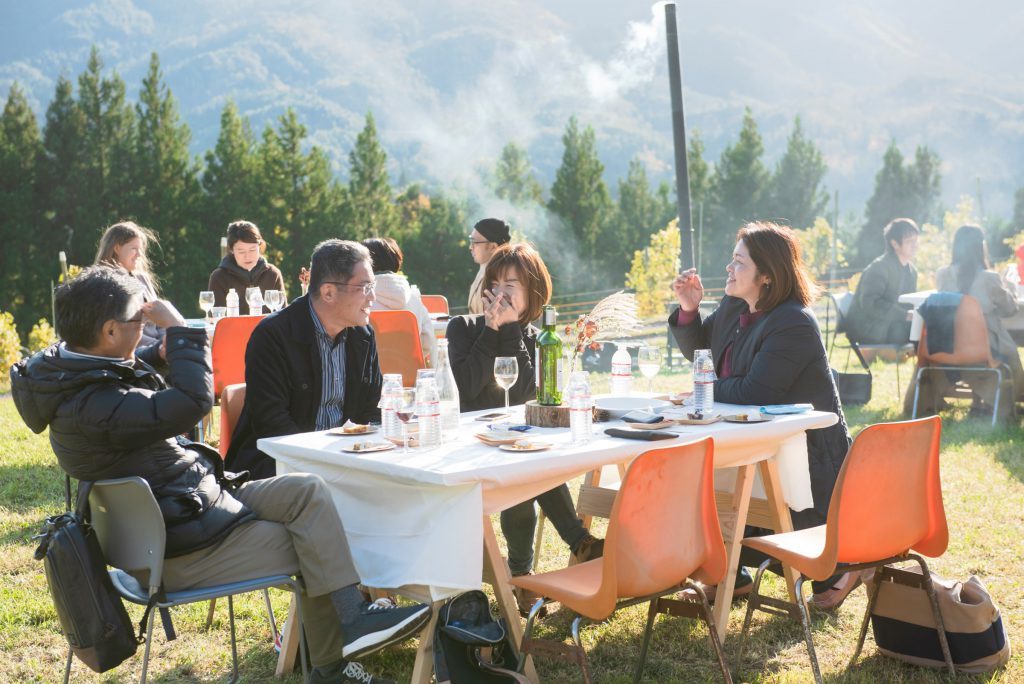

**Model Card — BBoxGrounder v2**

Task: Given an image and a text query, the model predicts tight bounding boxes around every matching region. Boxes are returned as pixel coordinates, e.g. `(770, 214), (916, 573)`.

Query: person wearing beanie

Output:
(467, 218), (511, 314)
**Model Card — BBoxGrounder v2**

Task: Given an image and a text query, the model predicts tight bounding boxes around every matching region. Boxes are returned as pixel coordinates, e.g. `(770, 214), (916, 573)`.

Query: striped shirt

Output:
(309, 298), (347, 430)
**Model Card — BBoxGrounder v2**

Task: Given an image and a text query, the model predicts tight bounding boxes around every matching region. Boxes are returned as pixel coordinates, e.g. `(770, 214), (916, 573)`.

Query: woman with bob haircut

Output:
(94, 220), (164, 350)
(670, 221), (855, 610)
(447, 242), (603, 613)
(361, 237), (437, 366)
(208, 220), (285, 310)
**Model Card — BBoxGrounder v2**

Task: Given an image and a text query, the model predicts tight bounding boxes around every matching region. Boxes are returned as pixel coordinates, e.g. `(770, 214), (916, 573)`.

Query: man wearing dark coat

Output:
(846, 218), (920, 345)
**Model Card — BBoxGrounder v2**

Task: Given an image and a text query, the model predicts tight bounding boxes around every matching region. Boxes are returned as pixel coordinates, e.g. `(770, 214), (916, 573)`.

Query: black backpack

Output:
(433, 590), (530, 683)
(32, 480), (143, 673)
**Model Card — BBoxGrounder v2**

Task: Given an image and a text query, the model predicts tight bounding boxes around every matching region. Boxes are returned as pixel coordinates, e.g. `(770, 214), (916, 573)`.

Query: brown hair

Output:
(735, 221), (820, 310)
(226, 220), (266, 253)
(483, 242), (552, 325)
(362, 237), (403, 274)
(93, 220), (159, 291)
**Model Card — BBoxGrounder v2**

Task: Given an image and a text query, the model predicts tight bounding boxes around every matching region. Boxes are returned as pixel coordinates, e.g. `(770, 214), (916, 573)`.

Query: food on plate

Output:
(513, 439), (533, 449)
(341, 422), (370, 434)
(687, 410), (704, 420)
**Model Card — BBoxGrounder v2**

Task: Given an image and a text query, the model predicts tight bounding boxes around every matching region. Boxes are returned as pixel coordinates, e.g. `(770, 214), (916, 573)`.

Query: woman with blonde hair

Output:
(94, 220), (164, 349)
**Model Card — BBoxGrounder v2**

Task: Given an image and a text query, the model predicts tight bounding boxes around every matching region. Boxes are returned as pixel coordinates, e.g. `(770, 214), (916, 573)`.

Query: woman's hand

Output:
(482, 288), (519, 331)
(672, 269), (704, 312)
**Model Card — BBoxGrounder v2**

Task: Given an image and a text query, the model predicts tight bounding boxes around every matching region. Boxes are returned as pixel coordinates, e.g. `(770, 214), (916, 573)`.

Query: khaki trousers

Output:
(160, 473), (361, 667)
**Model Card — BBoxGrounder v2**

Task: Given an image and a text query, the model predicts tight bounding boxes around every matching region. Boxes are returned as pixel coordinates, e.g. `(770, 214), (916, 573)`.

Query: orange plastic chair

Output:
(369, 310), (425, 387)
(210, 315), (266, 401)
(420, 294), (449, 316)
(510, 437), (732, 683)
(911, 294), (1012, 427)
(738, 416), (952, 683)
(218, 383), (247, 459)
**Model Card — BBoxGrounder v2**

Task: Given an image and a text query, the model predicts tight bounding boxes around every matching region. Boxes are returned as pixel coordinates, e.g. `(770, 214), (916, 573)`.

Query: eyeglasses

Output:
(323, 281), (377, 296)
(467, 236), (494, 246)
(118, 315), (145, 324)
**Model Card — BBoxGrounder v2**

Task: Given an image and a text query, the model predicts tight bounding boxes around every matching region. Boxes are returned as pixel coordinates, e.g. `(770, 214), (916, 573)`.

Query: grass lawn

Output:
(1, 355), (1021, 683)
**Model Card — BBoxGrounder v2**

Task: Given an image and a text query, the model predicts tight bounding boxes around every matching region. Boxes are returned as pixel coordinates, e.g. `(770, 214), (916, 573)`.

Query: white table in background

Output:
(260, 403), (836, 681)
(899, 289), (1024, 342)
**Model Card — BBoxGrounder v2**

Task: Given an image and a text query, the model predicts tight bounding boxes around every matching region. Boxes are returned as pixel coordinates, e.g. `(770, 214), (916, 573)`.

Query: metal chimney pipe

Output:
(664, 3), (694, 270)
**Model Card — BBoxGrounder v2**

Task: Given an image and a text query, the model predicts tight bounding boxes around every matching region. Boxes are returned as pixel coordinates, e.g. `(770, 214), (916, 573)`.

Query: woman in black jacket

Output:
(670, 221), (855, 610)
(208, 220), (285, 310)
(447, 243), (602, 612)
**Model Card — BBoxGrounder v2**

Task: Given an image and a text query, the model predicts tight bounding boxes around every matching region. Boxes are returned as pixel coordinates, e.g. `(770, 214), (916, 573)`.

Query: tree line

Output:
(3, 46), (1021, 336)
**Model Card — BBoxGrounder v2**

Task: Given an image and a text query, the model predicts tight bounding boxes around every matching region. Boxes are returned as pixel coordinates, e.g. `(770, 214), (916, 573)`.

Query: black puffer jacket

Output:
(10, 327), (254, 558)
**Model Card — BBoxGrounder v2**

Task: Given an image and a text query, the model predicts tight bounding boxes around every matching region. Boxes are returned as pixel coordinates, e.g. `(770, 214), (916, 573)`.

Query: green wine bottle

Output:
(536, 305), (564, 406)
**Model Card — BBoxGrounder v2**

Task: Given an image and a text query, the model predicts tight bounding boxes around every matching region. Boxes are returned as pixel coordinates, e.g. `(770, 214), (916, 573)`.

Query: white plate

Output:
(499, 442), (553, 452)
(474, 430), (523, 445)
(594, 396), (672, 419)
(723, 414), (772, 424)
(327, 425), (379, 436)
(340, 441), (395, 453)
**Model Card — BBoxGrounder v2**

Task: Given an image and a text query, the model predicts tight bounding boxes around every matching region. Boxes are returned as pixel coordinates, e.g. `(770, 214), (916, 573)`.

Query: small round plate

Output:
(340, 441), (395, 453)
(624, 419), (676, 430)
(327, 424), (379, 436)
(656, 392), (693, 406)
(385, 435), (420, 447)
(499, 442), (553, 452)
(594, 396), (672, 419)
(723, 414), (772, 424)
(474, 430), (523, 445)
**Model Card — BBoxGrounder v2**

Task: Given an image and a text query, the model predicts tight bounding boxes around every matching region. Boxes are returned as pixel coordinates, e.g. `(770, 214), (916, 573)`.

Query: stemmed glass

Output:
(199, 291), (215, 323)
(637, 346), (662, 393)
(394, 388), (418, 452)
(245, 287), (264, 315)
(493, 357), (519, 422)
(264, 289), (283, 313)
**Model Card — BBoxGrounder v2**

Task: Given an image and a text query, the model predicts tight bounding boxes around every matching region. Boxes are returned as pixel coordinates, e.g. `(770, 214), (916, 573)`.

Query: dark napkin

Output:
(604, 428), (677, 441)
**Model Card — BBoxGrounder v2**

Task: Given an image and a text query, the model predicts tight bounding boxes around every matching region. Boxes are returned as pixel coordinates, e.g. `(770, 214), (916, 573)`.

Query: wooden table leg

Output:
(410, 601), (444, 684)
(483, 517), (540, 683)
(275, 594), (300, 677)
(712, 463), (755, 642)
(758, 458), (800, 602)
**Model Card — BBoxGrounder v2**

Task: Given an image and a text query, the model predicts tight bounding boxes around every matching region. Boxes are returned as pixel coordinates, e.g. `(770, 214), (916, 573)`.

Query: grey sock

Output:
(330, 583), (366, 625)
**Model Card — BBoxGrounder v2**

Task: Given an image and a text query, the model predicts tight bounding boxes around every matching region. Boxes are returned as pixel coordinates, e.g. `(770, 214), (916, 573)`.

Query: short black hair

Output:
(54, 266), (143, 348)
(883, 218), (919, 254)
(361, 237), (403, 274)
(308, 240), (372, 298)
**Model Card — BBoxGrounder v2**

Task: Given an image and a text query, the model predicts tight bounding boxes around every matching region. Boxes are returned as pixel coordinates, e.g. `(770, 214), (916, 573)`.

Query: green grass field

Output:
(1, 356), (1021, 683)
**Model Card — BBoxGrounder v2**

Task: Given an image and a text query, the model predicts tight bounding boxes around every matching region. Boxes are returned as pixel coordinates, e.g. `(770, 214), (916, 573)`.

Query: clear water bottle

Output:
(416, 377), (442, 449)
(225, 288), (240, 317)
(568, 371), (593, 445)
(434, 339), (461, 439)
(379, 373), (403, 440)
(693, 349), (715, 412)
(610, 342), (633, 396)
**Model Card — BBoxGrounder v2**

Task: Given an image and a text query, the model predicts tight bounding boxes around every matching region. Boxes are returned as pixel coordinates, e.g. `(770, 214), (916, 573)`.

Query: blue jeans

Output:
(500, 484), (589, 576)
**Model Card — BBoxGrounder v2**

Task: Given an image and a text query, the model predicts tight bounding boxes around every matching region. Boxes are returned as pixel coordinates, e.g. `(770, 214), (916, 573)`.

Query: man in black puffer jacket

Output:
(11, 267), (429, 683)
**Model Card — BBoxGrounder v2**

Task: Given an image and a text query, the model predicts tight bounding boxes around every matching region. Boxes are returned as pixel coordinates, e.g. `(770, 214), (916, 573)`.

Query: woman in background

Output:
(361, 237), (437, 366)
(208, 220), (285, 311)
(94, 220), (164, 350)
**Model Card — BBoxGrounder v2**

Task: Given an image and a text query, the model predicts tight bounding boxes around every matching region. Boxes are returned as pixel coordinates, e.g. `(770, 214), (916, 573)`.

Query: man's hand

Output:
(482, 289), (518, 331)
(671, 269), (704, 312)
(143, 300), (187, 329)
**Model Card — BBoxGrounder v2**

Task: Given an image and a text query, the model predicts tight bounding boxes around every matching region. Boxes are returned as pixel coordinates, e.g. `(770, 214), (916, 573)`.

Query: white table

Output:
(899, 289), (1024, 342)
(260, 403), (836, 681)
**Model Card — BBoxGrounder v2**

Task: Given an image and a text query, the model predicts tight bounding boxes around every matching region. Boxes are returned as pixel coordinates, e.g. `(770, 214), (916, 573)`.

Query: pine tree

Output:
(38, 76), (85, 269)
(687, 129), (711, 210)
(612, 158), (674, 280)
(203, 99), (257, 231)
(403, 189), (476, 301)
(347, 111), (398, 240)
(908, 145), (942, 226)
(0, 83), (44, 329)
(493, 142), (543, 205)
(765, 116), (828, 230)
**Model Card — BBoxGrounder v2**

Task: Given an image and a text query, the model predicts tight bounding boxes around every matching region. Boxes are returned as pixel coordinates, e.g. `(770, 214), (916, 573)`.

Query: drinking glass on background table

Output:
(211, 306), (227, 328)
(245, 287), (264, 315)
(494, 356), (518, 422)
(637, 345), (662, 393)
(395, 388), (418, 452)
(199, 290), (215, 323)
(264, 289), (283, 313)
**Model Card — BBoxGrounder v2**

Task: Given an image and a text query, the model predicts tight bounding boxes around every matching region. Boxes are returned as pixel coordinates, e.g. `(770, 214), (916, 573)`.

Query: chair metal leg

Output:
(63, 646), (72, 684)
(205, 598), (217, 630)
(688, 582), (733, 684)
(570, 616), (593, 684)
(910, 554), (956, 677)
(851, 564), (886, 667)
(515, 598), (548, 673)
(228, 595), (239, 683)
(991, 368), (1002, 428)
(263, 588), (279, 640)
(794, 577), (824, 684)
(139, 608), (156, 684)
(912, 367), (925, 419)
(633, 600), (659, 683)
(737, 559), (772, 666)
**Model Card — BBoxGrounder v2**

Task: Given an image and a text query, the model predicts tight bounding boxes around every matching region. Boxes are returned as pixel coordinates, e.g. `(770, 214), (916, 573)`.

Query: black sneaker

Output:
(341, 600), (431, 660)
(571, 535), (605, 564)
(310, 659), (395, 684)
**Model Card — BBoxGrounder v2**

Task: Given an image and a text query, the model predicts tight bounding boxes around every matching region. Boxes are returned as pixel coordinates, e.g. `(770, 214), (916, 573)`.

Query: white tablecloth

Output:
(260, 403), (836, 600)
(899, 289), (1024, 341)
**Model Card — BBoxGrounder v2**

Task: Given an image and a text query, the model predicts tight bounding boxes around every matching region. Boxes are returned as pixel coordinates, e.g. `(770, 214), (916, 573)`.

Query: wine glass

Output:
(394, 388), (418, 452)
(198, 291), (215, 323)
(264, 289), (283, 313)
(637, 346), (662, 393)
(245, 287), (264, 315)
(493, 356), (519, 422)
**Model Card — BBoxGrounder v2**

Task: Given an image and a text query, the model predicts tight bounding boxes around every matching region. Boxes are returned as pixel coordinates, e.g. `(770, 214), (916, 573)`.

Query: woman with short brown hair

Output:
(447, 242), (601, 612)
(670, 221), (855, 609)
(208, 220), (285, 310)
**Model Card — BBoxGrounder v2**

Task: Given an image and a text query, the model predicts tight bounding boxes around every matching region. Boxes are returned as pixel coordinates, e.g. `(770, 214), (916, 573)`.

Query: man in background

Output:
(847, 217), (920, 345)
